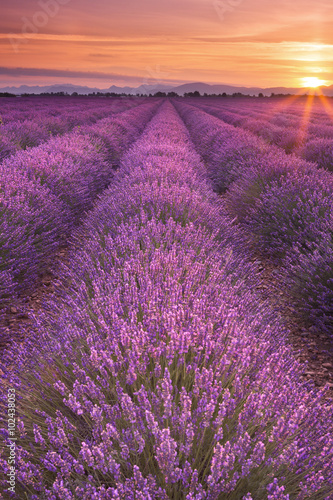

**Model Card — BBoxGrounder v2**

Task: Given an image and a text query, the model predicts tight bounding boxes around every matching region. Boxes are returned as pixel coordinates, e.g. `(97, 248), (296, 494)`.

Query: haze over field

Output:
(1, 0), (333, 90)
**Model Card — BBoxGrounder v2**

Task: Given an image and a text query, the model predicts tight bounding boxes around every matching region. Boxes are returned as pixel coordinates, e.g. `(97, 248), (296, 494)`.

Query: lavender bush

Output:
(235, 169), (333, 259)
(0, 136), (17, 162)
(302, 138), (333, 171)
(0, 166), (67, 301)
(4, 120), (50, 150)
(282, 230), (333, 334)
(226, 153), (313, 224)
(3, 133), (111, 220)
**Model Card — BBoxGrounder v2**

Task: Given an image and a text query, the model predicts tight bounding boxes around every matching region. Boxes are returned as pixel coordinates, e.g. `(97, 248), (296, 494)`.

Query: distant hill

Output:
(1, 81), (333, 97)
(171, 82), (333, 97)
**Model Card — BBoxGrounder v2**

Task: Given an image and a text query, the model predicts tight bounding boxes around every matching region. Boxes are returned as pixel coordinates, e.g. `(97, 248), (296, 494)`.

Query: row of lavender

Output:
(185, 98), (333, 170)
(0, 97), (142, 162)
(172, 101), (333, 334)
(0, 97), (144, 127)
(199, 98), (333, 130)
(190, 97), (333, 139)
(0, 97), (131, 123)
(1, 101), (332, 499)
(0, 100), (160, 307)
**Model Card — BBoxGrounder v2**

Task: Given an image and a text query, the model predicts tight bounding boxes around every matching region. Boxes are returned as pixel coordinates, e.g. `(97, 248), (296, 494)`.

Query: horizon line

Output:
(1, 80), (332, 91)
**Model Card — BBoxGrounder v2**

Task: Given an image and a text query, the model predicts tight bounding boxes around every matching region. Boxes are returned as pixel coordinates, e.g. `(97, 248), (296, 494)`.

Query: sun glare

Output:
(301, 76), (327, 88)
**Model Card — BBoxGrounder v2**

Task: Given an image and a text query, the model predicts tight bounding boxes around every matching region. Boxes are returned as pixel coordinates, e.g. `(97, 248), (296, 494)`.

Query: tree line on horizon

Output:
(1, 90), (318, 98)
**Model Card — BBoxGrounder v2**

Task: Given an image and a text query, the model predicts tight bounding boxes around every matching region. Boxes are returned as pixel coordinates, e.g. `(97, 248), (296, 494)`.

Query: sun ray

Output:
(294, 93), (315, 152)
(257, 89), (306, 128)
(261, 93), (301, 122)
(318, 93), (333, 122)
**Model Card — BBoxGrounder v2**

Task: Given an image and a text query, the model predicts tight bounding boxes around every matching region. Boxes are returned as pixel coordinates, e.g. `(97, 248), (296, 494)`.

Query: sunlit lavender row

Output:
(185, 97), (333, 171)
(0, 101), (332, 499)
(173, 100), (333, 333)
(0, 99), (160, 304)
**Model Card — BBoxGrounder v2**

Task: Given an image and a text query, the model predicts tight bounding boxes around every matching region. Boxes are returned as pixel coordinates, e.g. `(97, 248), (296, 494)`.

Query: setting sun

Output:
(301, 76), (327, 88)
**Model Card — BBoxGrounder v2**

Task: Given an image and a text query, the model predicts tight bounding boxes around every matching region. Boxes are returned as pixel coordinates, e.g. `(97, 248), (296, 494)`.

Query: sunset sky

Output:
(1, 0), (333, 89)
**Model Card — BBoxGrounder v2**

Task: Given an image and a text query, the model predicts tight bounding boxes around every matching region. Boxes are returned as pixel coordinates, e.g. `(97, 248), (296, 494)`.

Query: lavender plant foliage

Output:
(229, 168), (333, 259)
(0, 166), (67, 300)
(302, 137), (333, 171)
(76, 102), (247, 255)
(226, 153), (313, 224)
(4, 120), (50, 150)
(4, 133), (111, 220)
(281, 228), (333, 334)
(0, 270), (16, 305)
(0, 136), (17, 162)
(1, 102), (332, 499)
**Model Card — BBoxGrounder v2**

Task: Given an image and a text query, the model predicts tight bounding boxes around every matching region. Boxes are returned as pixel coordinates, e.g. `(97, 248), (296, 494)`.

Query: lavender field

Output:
(0, 96), (332, 499)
